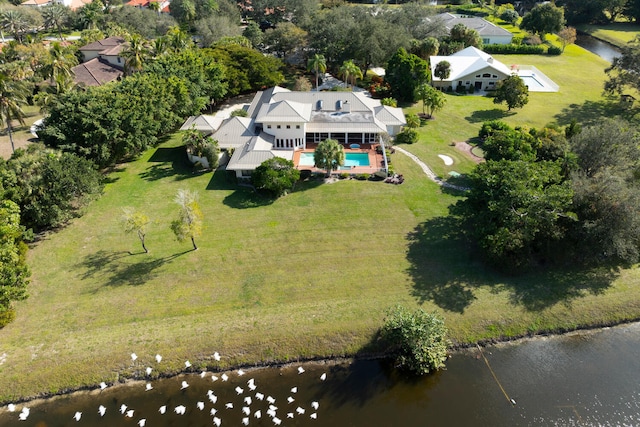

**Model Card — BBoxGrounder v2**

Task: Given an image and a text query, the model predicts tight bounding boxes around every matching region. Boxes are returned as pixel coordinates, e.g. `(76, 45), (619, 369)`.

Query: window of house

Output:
(267, 125), (271, 129)
(482, 38), (490, 44)
(492, 75), (498, 78)
(466, 81), (470, 85)
(277, 125), (281, 129)
(286, 125), (291, 129)
(296, 125), (300, 129)
(482, 73), (491, 78)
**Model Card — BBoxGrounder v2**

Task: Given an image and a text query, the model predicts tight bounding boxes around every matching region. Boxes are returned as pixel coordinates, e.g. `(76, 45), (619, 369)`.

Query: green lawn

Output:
(1, 47), (640, 403)
(577, 22), (640, 48)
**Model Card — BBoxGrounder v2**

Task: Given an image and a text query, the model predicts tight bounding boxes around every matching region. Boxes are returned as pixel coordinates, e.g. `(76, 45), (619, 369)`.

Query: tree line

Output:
(451, 118), (640, 271)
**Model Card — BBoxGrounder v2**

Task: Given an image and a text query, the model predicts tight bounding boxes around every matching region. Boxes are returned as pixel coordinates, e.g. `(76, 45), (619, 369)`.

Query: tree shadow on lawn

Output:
(222, 187), (274, 209)
(139, 146), (197, 181)
(465, 108), (516, 124)
(554, 98), (638, 126)
(78, 249), (190, 290)
(406, 216), (619, 314)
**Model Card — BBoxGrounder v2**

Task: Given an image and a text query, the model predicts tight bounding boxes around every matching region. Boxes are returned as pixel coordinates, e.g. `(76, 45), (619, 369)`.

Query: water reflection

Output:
(575, 34), (622, 63)
(2, 323), (640, 426)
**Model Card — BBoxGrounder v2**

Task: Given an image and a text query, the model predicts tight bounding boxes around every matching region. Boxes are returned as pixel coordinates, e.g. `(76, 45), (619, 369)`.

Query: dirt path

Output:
(454, 141), (484, 164)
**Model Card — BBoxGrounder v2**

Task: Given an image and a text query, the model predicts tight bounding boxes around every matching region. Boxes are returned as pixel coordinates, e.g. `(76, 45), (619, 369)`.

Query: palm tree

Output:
(313, 138), (345, 177)
(0, 72), (29, 153)
(77, 1), (104, 30)
(307, 53), (326, 90)
(1, 10), (29, 43)
(42, 4), (69, 41)
(339, 60), (363, 90)
(150, 36), (169, 59)
(121, 34), (149, 75)
(148, 0), (161, 14)
(43, 42), (77, 88)
(166, 26), (191, 52)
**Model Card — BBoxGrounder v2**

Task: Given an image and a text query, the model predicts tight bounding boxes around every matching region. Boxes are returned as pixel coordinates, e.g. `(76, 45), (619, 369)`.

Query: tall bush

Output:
(381, 305), (450, 375)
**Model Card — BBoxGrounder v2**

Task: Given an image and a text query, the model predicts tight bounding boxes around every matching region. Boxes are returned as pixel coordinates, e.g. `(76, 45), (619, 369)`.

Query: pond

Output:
(3, 322), (640, 426)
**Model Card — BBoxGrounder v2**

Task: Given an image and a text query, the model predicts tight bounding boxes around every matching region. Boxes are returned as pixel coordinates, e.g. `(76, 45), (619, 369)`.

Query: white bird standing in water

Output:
(145, 383), (153, 392)
(99, 382), (108, 390)
(197, 401), (205, 410)
(210, 408), (217, 416)
(242, 417), (250, 425)
(287, 396), (295, 404)
(291, 387), (297, 393)
(273, 416), (282, 425)
(138, 419), (146, 427)
(237, 369), (245, 376)
(7, 404), (15, 412)
(244, 396), (252, 405)
(256, 392), (264, 401)
(297, 367), (305, 374)
(184, 360), (191, 369)
(159, 405), (166, 414)
(320, 373), (327, 381)
(225, 402), (234, 409)
(221, 373), (229, 382)
(296, 407), (305, 415)
(254, 410), (262, 419)
(310, 413), (317, 419)
(311, 401), (319, 410)
(211, 374), (219, 382)
(73, 412), (82, 421)
(200, 371), (207, 378)
(235, 386), (244, 395)
(126, 409), (135, 418)
(120, 404), (128, 414)
(174, 405), (186, 415)
(181, 380), (189, 390)
(98, 405), (106, 417)
(18, 407), (30, 421)
(213, 416), (221, 427)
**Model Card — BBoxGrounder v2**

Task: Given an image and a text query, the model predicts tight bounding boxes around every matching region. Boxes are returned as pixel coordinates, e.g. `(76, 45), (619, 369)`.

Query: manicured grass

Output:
(2, 47), (640, 404)
(577, 22), (640, 48)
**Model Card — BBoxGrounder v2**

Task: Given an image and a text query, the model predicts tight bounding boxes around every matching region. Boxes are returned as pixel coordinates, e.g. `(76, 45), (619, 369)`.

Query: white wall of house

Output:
(101, 54), (124, 68)
(262, 122), (306, 149)
(482, 34), (513, 45)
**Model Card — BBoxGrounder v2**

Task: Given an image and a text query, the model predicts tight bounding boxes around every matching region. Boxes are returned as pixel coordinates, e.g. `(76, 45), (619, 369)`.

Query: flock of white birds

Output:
(5, 352), (328, 425)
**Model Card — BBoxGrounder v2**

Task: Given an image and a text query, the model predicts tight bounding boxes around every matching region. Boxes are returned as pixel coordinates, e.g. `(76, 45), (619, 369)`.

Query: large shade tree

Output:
(0, 199), (29, 320)
(520, 3), (565, 37)
(385, 48), (430, 102)
(605, 36), (640, 95)
(252, 157), (300, 197)
(493, 75), (529, 111)
(314, 138), (344, 177)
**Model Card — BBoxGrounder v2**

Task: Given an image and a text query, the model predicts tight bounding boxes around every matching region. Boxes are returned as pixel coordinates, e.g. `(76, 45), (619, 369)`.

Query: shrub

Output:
(547, 45), (562, 55)
(381, 305), (450, 375)
(483, 44), (545, 54)
(0, 309), (15, 328)
(339, 173), (350, 179)
(523, 34), (542, 45)
(355, 174), (369, 180)
(230, 109), (248, 117)
(395, 128), (419, 145)
(479, 120), (511, 139)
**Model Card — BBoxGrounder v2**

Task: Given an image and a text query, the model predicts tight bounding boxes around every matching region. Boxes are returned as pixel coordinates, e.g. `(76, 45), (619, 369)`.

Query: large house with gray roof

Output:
(205, 87), (406, 179)
(434, 13), (513, 45)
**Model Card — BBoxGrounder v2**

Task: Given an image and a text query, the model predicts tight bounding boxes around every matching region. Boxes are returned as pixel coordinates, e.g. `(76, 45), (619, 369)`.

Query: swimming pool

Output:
(299, 152), (370, 167)
(519, 75), (544, 89)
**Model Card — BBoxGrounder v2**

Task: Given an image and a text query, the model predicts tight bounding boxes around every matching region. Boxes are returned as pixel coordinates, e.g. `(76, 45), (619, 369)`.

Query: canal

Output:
(2, 322), (640, 426)
(575, 33), (622, 63)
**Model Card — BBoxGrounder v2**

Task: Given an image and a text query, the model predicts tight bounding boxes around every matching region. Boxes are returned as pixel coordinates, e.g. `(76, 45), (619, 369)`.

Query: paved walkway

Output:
(393, 146), (468, 191)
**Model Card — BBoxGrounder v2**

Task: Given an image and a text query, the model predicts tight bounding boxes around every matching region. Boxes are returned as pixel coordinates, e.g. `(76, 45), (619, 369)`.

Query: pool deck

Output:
(294, 143), (386, 175)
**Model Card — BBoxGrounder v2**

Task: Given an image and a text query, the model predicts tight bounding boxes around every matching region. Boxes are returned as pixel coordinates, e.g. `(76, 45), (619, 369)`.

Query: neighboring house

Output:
(125, 0), (170, 13)
(207, 87), (405, 179)
(430, 46), (512, 92)
(72, 37), (125, 87)
(434, 13), (513, 45)
(21, 0), (92, 10)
